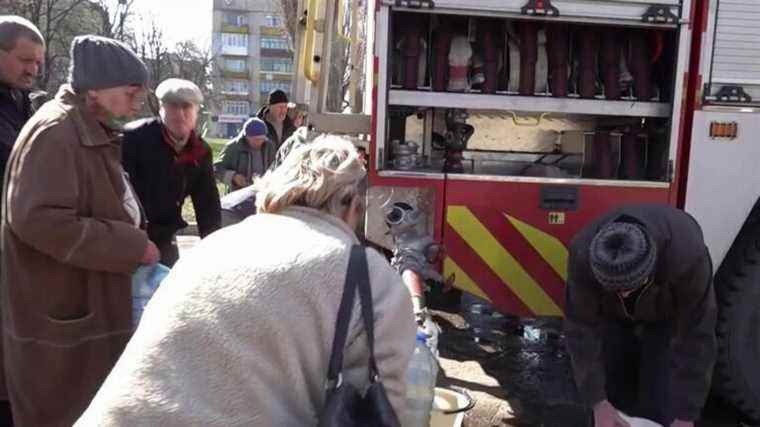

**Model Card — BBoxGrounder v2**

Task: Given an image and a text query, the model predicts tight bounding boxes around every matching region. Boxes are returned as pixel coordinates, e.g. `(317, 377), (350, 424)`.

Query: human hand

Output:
(593, 400), (630, 427)
(141, 240), (160, 265)
(232, 174), (249, 188)
(670, 420), (693, 427)
(420, 313), (440, 354)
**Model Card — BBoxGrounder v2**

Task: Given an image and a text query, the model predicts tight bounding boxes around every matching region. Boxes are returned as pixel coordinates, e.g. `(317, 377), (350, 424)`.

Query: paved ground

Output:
(428, 290), (745, 427)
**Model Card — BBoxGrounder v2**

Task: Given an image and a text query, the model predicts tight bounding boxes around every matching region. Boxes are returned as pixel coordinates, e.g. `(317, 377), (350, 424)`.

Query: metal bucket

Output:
(430, 387), (474, 427)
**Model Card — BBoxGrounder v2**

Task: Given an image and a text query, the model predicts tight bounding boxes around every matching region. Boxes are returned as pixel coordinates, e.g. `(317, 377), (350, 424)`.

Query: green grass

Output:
(205, 138), (228, 161)
(182, 137), (230, 225)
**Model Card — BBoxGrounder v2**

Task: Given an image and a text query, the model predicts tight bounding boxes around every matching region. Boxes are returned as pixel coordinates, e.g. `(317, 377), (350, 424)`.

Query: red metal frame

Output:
(673, 0), (710, 208)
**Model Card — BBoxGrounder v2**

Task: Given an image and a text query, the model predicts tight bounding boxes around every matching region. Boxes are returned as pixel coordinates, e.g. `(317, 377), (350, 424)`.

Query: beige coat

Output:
(76, 206), (416, 426)
(1, 85), (148, 427)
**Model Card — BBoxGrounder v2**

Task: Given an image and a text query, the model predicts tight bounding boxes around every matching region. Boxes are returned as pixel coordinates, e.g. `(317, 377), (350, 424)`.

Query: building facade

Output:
(211, 0), (294, 138)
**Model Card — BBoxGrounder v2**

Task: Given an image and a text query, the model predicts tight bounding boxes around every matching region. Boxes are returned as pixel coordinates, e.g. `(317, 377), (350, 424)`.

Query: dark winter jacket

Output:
(255, 105), (296, 151)
(214, 134), (276, 192)
(122, 118), (221, 246)
(0, 84), (33, 191)
(565, 204), (716, 422)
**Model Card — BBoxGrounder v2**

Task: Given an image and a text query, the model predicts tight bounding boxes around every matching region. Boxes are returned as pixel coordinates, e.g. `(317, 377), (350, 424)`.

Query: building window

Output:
(260, 37), (289, 51)
(261, 58), (293, 73)
(224, 13), (248, 27)
(259, 80), (291, 97)
(225, 58), (247, 72)
(223, 79), (250, 94)
(222, 33), (248, 49)
(264, 15), (282, 27)
(222, 101), (250, 116)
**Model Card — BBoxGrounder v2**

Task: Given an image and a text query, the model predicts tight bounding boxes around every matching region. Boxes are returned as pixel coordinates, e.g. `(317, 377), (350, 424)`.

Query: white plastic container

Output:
(405, 331), (439, 427)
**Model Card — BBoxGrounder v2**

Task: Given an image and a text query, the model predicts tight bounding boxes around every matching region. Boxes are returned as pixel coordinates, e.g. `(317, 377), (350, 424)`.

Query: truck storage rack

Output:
(388, 90), (672, 118)
(384, 0), (682, 28)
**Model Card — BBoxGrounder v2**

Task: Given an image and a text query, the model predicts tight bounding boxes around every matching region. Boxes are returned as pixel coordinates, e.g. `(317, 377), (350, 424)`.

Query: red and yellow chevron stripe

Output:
(443, 205), (568, 316)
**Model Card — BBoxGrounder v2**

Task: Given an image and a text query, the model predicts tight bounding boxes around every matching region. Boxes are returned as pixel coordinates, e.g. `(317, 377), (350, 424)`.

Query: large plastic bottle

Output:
(404, 330), (439, 427)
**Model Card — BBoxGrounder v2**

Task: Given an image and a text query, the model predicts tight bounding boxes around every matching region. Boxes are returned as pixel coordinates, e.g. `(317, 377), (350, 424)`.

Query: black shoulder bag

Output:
(318, 245), (402, 427)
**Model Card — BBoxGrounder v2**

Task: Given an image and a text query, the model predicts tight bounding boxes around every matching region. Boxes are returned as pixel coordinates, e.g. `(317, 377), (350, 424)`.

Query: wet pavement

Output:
(428, 290), (744, 427)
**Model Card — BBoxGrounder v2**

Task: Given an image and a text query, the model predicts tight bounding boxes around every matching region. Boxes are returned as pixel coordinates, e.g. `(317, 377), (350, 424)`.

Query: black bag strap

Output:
(355, 247), (380, 380)
(326, 245), (380, 389)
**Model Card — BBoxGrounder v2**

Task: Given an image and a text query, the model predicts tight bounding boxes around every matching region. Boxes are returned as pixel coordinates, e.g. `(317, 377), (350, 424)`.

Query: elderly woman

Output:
(76, 136), (416, 426)
(2, 35), (159, 427)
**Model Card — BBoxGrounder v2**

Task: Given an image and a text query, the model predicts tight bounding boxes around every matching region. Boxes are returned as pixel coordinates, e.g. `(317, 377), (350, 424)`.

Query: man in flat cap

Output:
(122, 78), (221, 267)
(565, 204), (716, 427)
(255, 89), (296, 151)
(2, 34), (159, 427)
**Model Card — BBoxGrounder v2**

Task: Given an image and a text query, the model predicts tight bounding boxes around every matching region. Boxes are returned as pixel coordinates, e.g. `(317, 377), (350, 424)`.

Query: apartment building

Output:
(211, 0), (294, 138)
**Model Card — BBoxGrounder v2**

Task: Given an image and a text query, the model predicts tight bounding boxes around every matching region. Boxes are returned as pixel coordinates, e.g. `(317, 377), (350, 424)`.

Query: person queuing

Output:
(256, 89), (296, 151)
(565, 204), (716, 427)
(0, 16), (44, 192)
(2, 35), (159, 427)
(122, 78), (221, 267)
(214, 117), (276, 193)
(0, 15), (45, 426)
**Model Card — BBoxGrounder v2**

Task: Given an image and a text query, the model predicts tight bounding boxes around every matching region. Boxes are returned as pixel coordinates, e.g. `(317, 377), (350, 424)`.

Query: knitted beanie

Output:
(68, 35), (147, 92)
(589, 221), (657, 292)
(244, 117), (268, 138)
(267, 89), (289, 106)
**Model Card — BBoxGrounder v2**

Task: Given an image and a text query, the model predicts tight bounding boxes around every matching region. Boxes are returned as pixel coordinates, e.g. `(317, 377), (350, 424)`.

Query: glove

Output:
(416, 309), (441, 356)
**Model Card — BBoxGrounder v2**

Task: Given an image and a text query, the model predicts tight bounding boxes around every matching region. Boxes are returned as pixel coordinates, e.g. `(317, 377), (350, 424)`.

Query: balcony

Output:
(220, 44), (248, 56)
(220, 69), (249, 79)
(220, 92), (250, 99)
(260, 26), (285, 36)
(260, 48), (292, 58)
(221, 24), (249, 34)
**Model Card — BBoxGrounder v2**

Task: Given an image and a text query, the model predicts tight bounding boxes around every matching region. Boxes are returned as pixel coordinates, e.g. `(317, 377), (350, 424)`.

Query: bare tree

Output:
(129, 18), (170, 90)
(0, 0), (100, 91)
(171, 40), (219, 106)
(90, 0), (136, 41)
(272, 0), (298, 47)
(0, 0), (141, 92)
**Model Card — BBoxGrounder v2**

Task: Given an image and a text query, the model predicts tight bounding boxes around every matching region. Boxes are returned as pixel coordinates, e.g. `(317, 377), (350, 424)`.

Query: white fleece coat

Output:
(75, 206), (416, 426)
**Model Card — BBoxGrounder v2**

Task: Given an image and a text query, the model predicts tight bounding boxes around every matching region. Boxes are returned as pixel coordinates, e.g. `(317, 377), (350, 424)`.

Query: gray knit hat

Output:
(589, 221), (657, 292)
(68, 35), (147, 92)
(155, 78), (203, 105)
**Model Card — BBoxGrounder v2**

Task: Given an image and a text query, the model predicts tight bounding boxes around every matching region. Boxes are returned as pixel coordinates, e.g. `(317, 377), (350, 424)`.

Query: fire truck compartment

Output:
(385, 0), (681, 28)
(379, 10), (681, 184)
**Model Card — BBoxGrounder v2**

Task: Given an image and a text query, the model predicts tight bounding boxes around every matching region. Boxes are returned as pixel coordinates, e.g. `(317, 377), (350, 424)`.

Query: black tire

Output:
(714, 215), (760, 424)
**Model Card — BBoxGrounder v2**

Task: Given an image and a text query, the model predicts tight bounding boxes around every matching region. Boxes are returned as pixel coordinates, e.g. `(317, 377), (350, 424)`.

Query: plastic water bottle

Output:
(404, 330), (439, 427)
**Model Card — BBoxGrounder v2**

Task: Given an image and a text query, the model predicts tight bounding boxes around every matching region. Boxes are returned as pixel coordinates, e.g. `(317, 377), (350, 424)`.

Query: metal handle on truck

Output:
(509, 111), (550, 127)
(302, 0), (321, 83)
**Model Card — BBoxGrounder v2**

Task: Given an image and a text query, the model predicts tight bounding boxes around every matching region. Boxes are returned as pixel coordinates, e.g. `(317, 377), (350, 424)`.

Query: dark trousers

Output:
(0, 401), (12, 427)
(157, 236), (179, 268)
(603, 321), (672, 426)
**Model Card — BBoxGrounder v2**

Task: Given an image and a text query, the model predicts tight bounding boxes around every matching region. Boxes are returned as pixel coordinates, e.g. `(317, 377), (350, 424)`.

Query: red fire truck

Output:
(293, 0), (760, 421)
